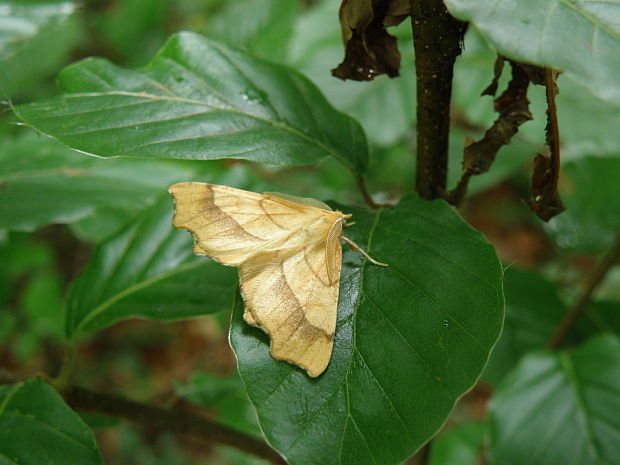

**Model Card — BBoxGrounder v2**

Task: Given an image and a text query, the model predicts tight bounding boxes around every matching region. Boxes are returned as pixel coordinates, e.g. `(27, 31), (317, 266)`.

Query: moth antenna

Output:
(341, 236), (388, 267)
(345, 221), (357, 227)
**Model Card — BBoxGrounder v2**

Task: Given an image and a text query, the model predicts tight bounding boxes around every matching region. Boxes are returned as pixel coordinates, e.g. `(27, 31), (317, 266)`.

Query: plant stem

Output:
(527, 68), (565, 221)
(548, 235), (620, 350)
(54, 341), (77, 389)
(356, 176), (390, 209)
(0, 369), (286, 465)
(545, 68), (561, 194)
(62, 385), (287, 464)
(409, 0), (467, 199)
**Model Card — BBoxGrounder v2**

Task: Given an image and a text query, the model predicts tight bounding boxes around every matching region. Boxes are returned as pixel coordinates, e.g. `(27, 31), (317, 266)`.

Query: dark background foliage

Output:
(1, 1), (619, 464)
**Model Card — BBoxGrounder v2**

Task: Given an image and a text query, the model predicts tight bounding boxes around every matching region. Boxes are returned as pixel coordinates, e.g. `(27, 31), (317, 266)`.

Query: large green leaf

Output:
(65, 193), (237, 339)
(230, 194), (504, 465)
(555, 79), (620, 159)
(483, 267), (567, 386)
(445, 0), (620, 106)
(490, 334), (620, 465)
(0, 378), (103, 464)
(14, 32), (368, 173)
(0, 0), (80, 98)
(548, 156), (620, 252)
(0, 132), (193, 233)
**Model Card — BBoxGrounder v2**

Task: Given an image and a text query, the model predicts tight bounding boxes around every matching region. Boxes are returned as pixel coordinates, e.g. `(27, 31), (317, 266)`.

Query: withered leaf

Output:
(527, 153), (566, 221)
(332, 0), (409, 81)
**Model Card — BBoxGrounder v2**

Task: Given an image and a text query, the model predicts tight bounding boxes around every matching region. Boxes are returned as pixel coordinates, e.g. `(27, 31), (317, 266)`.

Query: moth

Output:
(168, 182), (386, 377)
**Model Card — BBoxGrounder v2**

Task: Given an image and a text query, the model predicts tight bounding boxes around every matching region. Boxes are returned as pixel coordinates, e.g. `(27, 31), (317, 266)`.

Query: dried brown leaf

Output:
(332, 0), (408, 81)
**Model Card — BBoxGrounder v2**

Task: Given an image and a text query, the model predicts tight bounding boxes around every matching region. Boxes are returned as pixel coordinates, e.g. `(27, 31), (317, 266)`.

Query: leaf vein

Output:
(349, 413), (378, 465)
(560, 352), (605, 462)
(379, 225), (500, 292)
(380, 262), (486, 352)
(362, 293), (455, 399)
(355, 349), (416, 442)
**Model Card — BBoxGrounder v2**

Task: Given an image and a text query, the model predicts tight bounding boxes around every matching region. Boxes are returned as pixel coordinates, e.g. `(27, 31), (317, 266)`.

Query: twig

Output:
(0, 370), (27, 384)
(409, 0), (467, 199)
(356, 176), (390, 209)
(0, 371), (286, 465)
(527, 68), (565, 221)
(548, 235), (620, 350)
(545, 68), (561, 194)
(54, 341), (77, 389)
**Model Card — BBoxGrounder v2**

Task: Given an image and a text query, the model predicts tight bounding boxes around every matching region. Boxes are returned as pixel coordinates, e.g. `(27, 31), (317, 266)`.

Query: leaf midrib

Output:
(8, 410), (97, 452)
(21, 88), (353, 170)
(560, 352), (605, 463)
(279, 209), (384, 460)
(337, 209), (384, 465)
(0, 383), (22, 415)
(557, 0), (620, 45)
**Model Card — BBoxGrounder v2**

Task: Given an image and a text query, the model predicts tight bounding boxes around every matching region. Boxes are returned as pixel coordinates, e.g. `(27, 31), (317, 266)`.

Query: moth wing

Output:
(168, 182), (326, 266)
(264, 192), (333, 211)
(170, 181), (344, 376)
(238, 228), (342, 377)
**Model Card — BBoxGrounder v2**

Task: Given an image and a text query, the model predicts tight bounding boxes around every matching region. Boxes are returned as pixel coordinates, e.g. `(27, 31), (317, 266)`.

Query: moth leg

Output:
(340, 236), (388, 267)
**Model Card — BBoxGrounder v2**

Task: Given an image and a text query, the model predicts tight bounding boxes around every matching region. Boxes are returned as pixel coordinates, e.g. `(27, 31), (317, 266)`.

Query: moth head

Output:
(342, 213), (354, 228)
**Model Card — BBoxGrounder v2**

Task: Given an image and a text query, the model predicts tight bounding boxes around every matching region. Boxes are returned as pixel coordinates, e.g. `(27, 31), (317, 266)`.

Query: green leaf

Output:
(14, 31), (368, 173)
(0, 132), (194, 233)
(230, 194), (504, 465)
(445, 0), (620, 106)
(0, 0), (81, 98)
(548, 156), (620, 252)
(490, 334), (620, 465)
(483, 267), (567, 386)
(0, 378), (103, 464)
(428, 421), (486, 465)
(69, 206), (144, 243)
(206, 0), (299, 63)
(65, 193), (237, 339)
(555, 78), (620, 159)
